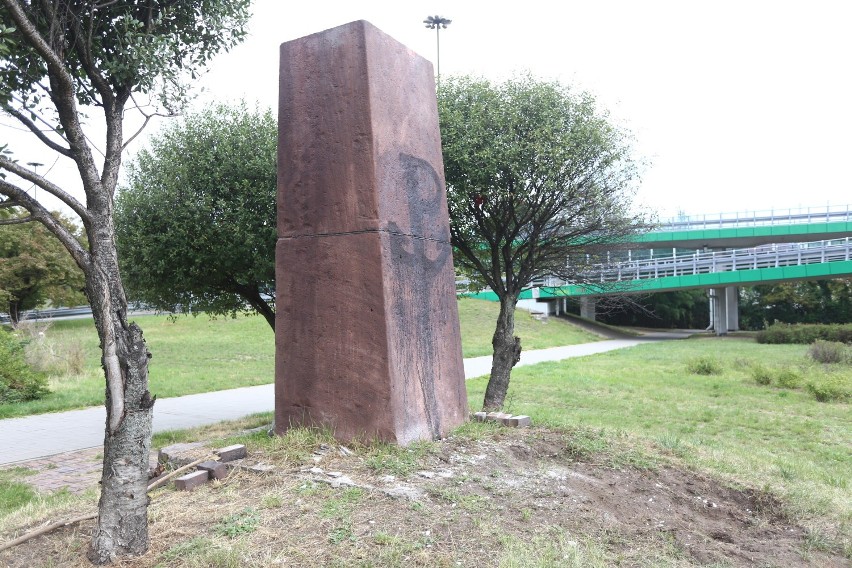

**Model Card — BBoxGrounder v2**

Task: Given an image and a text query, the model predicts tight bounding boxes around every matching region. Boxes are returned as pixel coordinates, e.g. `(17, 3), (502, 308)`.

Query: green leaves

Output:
(115, 102), (277, 327)
(438, 74), (644, 296)
(0, 22), (15, 59)
(0, 1), (251, 113)
(0, 210), (86, 321)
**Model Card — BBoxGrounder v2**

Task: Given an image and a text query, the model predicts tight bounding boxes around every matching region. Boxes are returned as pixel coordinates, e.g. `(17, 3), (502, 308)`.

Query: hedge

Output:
(756, 323), (852, 345)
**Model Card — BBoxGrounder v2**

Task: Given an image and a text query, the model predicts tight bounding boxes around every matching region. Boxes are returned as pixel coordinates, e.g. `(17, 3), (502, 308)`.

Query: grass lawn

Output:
(457, 297), (598, 357)
(467, 335), (852, 537)
(0, 298), (596, 419)
(2, 334), (850, 564)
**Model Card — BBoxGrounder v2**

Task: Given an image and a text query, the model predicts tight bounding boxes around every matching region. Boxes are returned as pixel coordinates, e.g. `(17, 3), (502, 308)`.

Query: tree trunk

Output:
(235, 283), (275, 330)
(8, 300), (20, 327)
(483, 295), (522, 411)
(86, 228), (155, 564)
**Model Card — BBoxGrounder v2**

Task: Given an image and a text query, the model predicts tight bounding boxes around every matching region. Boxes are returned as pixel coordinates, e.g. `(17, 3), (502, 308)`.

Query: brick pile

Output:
(170, 444), (247, 491)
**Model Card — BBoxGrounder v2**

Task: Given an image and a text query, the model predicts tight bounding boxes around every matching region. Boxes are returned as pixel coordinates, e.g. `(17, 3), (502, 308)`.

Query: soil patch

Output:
(1, 427), (846, 567)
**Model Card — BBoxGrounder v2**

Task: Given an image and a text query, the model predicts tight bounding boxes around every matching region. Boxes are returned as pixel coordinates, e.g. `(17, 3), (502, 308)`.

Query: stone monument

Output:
(274, 20), (468, 444)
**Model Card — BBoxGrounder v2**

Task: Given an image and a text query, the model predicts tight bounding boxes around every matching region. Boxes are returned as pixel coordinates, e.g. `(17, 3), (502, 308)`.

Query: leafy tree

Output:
(0, 208), (86, 324)
(0, 1), (250, 562)
(740, 279), (852, 329)
(439, 75), (645, 411)
(116, 103), (277, 328)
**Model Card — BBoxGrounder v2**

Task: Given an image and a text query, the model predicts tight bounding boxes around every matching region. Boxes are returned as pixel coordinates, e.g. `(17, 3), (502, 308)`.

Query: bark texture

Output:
(85, 180), (155, 565)
(87, 319), (153, 563)
(483, 296), (522, 411)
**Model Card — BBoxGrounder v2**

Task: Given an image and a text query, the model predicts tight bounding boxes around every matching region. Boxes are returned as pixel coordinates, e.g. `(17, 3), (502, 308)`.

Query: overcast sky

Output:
(5, 0), (851, 220)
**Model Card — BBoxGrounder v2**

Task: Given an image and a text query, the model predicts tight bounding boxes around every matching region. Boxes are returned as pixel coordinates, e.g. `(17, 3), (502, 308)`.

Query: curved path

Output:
(0, 329), (692, 466)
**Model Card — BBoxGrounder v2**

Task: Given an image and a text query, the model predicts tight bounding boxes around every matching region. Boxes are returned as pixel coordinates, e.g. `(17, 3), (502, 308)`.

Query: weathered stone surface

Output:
(275, 20), (467, 445)
(215, 444), (247, 462)
(507, 415), (532, 428)
(277, 21), (451, 243)
(158, 442), (206, 465)
(246, 463), (275, 474)
(486, 412), (512, 422)
(174, 470), (208, 491)
(197, 460), (228, 480)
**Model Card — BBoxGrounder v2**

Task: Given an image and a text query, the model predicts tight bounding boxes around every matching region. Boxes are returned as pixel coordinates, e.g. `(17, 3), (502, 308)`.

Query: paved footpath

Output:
(0, 334), (687, 467)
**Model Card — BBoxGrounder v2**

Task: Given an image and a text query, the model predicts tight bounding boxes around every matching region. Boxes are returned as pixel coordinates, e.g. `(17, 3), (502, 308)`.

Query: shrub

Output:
(0, 328), (49, 403)
(807, 340), (850, 365)
(776, 368), (802, 389)
(805, 373), (851, 403)
(756, 323), (852, 345)
(687, 356), (722, 375)
(750, 363), (774, 386)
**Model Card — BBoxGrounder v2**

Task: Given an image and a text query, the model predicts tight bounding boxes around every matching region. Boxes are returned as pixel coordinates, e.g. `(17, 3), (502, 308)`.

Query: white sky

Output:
(4, 0), (851, 220)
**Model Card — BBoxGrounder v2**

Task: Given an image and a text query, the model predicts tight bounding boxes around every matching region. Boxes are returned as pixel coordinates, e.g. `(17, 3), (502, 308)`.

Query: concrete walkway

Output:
(0, 334), (684, 466)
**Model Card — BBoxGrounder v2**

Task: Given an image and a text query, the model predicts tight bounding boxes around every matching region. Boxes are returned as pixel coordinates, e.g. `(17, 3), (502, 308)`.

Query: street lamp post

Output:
(423, 15), (451, 89)
(27, 161), (43, 201)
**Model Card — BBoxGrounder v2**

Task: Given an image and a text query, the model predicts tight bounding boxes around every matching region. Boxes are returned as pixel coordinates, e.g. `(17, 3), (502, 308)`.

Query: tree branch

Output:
(0, 156), (91, 224)
(69, 1), (114, 106)
(0, 215), (34, 225)
(0, 179), (91, 272)
(4, 0), (103, 196)
(122, 113), (153, 150)
(2, 104), (73, 157)
(122, 94), (176, 150)
(101, 90), (130, 194)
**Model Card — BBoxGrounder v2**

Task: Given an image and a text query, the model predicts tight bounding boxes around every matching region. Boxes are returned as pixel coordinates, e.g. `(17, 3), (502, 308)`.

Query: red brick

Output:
(215, 444), (247, 462)
(197, 460), (228, 480)
(174, 470), (208, 491)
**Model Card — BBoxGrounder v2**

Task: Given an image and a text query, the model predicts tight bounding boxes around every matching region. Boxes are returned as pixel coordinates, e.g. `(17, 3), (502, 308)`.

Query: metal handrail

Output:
(573, 238), (852, 283)
(657, 204), (852, 231)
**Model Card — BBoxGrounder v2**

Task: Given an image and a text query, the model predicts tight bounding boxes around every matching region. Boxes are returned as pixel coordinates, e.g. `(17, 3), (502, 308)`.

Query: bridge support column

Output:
(711, 288), (727, 335)
(711, 286), (739, 335)
(580, 297), (596, 321)
(725, 286), (740, 332)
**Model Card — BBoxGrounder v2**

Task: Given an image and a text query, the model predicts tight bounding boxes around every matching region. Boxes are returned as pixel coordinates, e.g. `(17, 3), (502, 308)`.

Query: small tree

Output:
(0, 1), (250, 562)
(116, 103), (277, 328)
(439, 75), (645, 411)
(0, 208), (86, 324)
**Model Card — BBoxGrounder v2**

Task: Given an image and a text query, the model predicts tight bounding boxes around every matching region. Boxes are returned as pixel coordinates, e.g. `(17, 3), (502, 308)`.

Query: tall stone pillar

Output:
(274, 21), (468, 445)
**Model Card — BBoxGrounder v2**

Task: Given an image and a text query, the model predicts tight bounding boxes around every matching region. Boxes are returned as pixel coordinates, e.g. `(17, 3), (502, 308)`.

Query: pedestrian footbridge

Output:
(465, 205), (852, 335)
